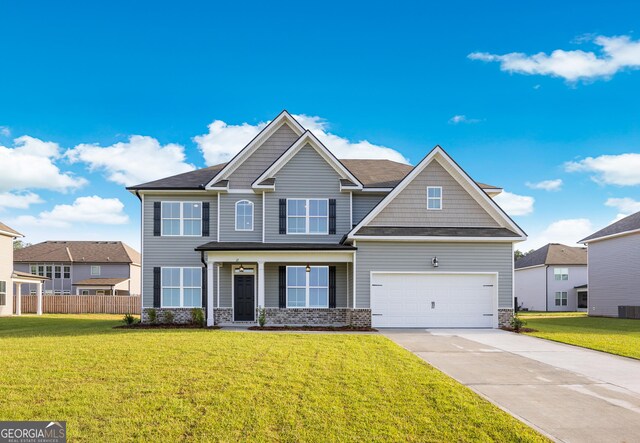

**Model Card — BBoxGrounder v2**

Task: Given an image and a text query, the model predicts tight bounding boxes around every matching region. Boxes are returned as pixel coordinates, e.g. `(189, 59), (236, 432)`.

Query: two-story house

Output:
(127, 111), (526, 328)
(14, 241), (141, 296)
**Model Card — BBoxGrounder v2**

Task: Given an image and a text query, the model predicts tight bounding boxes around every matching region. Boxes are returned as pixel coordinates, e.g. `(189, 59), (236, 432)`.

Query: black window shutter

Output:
(329, 199), (337, 235)
(153, 202), (161, 236)
(201, 266), (208, 309)
(279, 199), (287, 234)
(202, 202), (210, 237)
(153, 267), (161, 307)
(329, 266), (336, 308)
(279, 266), (286, 308)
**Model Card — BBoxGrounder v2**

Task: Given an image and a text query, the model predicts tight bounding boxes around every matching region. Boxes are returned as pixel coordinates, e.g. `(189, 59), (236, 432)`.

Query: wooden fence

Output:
(13, 295), (141, 315)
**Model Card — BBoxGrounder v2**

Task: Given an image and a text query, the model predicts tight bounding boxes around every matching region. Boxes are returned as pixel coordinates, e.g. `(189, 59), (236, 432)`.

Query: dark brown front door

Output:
(234, 275), (255, 321)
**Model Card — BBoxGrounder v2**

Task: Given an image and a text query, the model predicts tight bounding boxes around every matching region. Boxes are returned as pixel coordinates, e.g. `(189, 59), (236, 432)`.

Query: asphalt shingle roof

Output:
(354, 226), (519, 237)
(515, 243), (587, 269)
(14, 241), (141, 264)
(0, 221), (22, 237)
(580, 210), (640, 243)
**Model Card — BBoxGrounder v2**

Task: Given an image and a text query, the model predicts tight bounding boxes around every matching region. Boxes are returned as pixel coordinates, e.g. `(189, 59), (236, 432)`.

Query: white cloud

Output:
(0, 192), (43, 210)
(0, 126), (10, 137)
(565, 153), (640, 186)
(469, 35), (640, 82)
(525, 179), (563, 191)
(0, 136), (87, 192)
(193, 114), (409, 166)
(494, 191), (535, 216)
(605, 197), (640, 221)
(448, 115), (481, 124)
(67, 135), (195, 186)
(14, 196), (129, 228)
(519, 218), (594, 251)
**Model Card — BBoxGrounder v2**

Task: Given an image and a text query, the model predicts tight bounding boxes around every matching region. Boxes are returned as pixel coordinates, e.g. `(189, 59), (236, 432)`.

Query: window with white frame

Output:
(0, 281), (6, 306)
(235, 200), (254, 231)
(45, 265), (53, 279)
(427, 186), (442, 210)
(38, 265), (44, 276)
(161, 267), (202, 308)
(161, 202), (202, 236)
(54, 266), (61, 279)
(554, 268), (569, 281)
(91, 266), (101, 276)
(81, 290), (89, 295)
(287, 199), (328, 234)
(63, 266), (71, 279)
(30, 265), (37, 275)
(286, 266), (329, 308)
(555, 291), (568, 306)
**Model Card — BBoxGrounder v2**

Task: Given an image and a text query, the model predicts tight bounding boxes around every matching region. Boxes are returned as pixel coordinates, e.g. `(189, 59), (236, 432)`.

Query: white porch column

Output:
(207, 262), (214, 327)
(15, 282), (21, 316)
(36, 282), (43, 316)
(257, 260), (265, 308)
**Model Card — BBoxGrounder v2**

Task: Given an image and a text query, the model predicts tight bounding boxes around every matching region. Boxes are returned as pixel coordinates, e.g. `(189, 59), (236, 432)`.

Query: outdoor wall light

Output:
(306, 264), (311, 272)
(431, 257), (439, 268)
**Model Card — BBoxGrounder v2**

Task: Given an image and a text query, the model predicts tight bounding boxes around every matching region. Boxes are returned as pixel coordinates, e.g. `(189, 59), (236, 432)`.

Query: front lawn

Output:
(519, 312), (640, 360)
(0, 315), (545, 442)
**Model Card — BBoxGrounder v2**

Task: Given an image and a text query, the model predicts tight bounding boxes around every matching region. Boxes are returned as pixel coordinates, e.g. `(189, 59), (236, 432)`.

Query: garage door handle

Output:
(371, 284), (383, 287)
(372, 314), (383, 316)
(483, 314), (494, 316)
(483, 285), (494, 287)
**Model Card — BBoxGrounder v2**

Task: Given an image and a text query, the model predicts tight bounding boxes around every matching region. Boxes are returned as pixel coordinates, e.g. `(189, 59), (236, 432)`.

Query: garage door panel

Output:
(371, 273), (497, 328)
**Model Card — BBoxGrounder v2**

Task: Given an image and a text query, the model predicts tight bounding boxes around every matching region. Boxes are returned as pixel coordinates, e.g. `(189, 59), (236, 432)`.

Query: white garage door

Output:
(371, 273), (497, 328)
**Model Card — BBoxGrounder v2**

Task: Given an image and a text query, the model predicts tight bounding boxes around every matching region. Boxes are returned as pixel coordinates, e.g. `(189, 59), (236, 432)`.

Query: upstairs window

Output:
(161, 202), (202, 236)
(287, 199), (328, 234)
(427, 186), (442, 210)
(554, 268), (569, 281)
(235, 200), (254, 231)
(54, 266), (61, 279)
(63, 266), (71, 279)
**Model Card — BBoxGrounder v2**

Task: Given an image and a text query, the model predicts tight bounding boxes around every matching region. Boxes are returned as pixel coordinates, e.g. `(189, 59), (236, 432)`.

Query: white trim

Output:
(359, 187), (394, 192)
(286, 198), (329, 235)
(514, 263), (546, 272)
(216, 195), (220, 242)
(511, 243), (515, 310)
(205, 111), (305, 189)
(351, 235), (525, 242)
(349, 192), (353, 228)
(206, 250), (354, 264)
(231, 264), (257, 322)
(216, 264), (220, 309)
(207, 264), (214, 326)
(262, 192), (265, 243)
(347, 146), (526, 240)
(160, 201), (203, 237)
(226, 188), (257, 194)
(0, 229), (22, 238)
(285, 265), (329, 309)
(426, 186), (443, 210)
(352, 243), (357, 308)
(251, 130), (363, 190)
(580, 227), (640, 244)
(234, 200), (254, 231)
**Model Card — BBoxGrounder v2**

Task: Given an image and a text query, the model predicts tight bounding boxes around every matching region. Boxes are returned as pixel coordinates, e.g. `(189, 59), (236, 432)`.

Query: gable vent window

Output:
(427, 187), (442, 210)
(554, 268), (569, 281)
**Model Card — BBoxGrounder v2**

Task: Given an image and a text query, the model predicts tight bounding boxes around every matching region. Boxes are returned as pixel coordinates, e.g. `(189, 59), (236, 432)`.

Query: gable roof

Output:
(127, 163), (226, 191)
(515, 243), (587, 269)
(580, 210), (640, 243)
(339, 159), (413, 188)
(252, 130), (363, 189)
(14, 241), (140, 264)
(0, 221), (22, 238)
(347, 146), (526, 241)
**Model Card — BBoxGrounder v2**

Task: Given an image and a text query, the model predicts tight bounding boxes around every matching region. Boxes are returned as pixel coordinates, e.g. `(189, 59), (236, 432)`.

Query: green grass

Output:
(519, 312), (640, 360)
(0, 315), (546, 442)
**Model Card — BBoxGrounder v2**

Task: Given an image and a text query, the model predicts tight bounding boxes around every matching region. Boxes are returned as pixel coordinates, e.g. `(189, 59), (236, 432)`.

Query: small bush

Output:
(163, 310), (175, 324)
(191, 308), (205, 327)
(258, 307), (266, 327)
(123, 313), (136, 325)
(146, 308), (157, 324)
(510, 315), (527, 333)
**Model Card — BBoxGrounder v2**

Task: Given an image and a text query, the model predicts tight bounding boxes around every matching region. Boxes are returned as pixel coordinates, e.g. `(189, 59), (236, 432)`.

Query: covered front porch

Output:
(12, 271), (47, 316)
(196, 242), (368, 327)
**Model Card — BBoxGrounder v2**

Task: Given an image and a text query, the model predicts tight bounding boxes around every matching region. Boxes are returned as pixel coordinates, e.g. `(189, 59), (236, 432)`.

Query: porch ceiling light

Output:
(238, 264), (245, 272)
(431, 257), (439, 268)
(306, 264), (311, 273)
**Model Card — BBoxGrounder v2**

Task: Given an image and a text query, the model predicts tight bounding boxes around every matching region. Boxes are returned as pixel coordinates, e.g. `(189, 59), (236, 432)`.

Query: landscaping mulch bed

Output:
(500, 327), (537, 333)
(248, 325), (377, 332)
(114, 323), (221, 330)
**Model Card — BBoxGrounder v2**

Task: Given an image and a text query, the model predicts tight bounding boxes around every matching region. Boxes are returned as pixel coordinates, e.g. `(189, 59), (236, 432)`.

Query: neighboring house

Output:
(0, 222), (46, 316)
(580, 211), (640, 317)
(514, 244), (588, 312)
(13, 241), (141, 296)
(127, 110), (526, 328)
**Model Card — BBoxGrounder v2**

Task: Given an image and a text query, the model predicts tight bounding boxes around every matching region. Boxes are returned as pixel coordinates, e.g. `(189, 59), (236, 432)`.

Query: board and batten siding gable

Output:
(227, 123), (300, 189)
(264, 143), (350, 243)
(368, 158), (500, 228)
(142, 194), (216, 308)
(352, 193), (386, 226)
(219, 193), (262, 242)
(355, 241), (513, 309)
(587, 233), (640, 317)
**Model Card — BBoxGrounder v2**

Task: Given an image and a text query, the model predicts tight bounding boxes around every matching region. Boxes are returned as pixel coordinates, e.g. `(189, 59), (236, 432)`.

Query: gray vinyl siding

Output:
(219, 193), (262, 242)
(355, 241), (513, 309)
(588, 233), (640, 317)
(142, 194), (216, 308)
(264, 263), (348, 308)
(368, 158), (499, 227)
(265, 143), (350, 243)
(227, 123), (300, 189)
(514, 266), (547, 311)
(352, 193), (386, 226)
(218, 263), (232, 308)
(546, 265), (587, 312)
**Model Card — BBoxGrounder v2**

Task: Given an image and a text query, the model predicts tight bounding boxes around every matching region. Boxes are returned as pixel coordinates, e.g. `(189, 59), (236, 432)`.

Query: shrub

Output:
(510, 315), (527, 333)
(258, 307), (266, 327)
(191, 308), (205, 327)
(146, 308), (157, 324)
(163, 310), (175, 324)
(122, 313), (136, 325)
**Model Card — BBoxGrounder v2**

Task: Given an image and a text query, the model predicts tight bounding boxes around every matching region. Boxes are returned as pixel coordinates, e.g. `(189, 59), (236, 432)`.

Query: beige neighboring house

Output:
(0, 221), (47, 317)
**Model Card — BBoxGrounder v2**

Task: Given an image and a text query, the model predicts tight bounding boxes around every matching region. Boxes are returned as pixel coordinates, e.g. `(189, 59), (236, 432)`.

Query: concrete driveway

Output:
(383, 329), (640, 443)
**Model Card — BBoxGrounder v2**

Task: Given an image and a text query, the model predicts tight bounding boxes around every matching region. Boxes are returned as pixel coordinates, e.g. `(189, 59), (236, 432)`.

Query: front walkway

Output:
(383, 329), (640, 443)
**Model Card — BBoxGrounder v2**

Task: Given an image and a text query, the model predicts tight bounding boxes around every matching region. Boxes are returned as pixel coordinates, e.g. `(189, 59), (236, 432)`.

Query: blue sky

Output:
(1, 0), (640, 251)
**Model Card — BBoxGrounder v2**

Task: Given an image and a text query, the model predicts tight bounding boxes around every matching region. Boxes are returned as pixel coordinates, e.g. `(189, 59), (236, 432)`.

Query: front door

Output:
(234, 275), (255, 321)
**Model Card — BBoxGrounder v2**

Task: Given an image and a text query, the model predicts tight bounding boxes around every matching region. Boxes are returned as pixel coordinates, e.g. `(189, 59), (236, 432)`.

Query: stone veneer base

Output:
(498, 308), (514, 328)
(141, 308), (204, 324)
